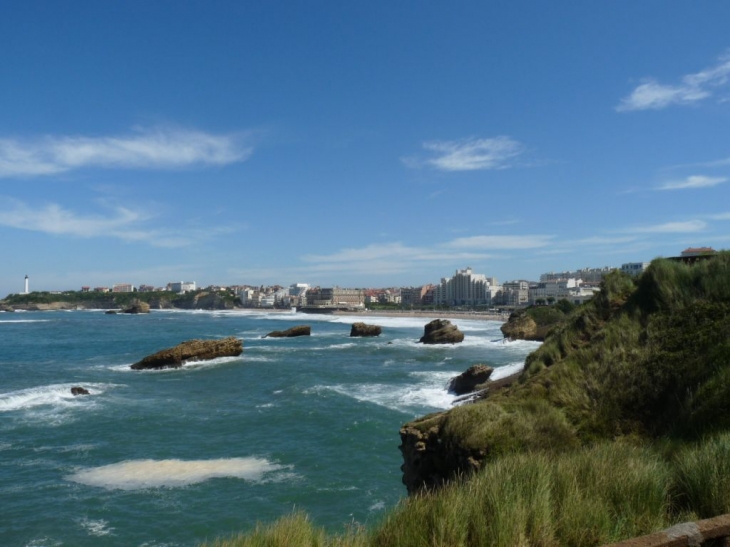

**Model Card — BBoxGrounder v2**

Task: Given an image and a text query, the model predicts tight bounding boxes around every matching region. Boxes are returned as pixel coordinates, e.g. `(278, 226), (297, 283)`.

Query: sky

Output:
(1, 2), (729, 296)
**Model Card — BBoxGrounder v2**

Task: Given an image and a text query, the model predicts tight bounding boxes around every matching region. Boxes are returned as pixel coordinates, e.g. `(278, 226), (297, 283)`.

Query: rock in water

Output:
(350, 322), (382, 337)
(264, 325), (311, 338)
(122, 300), (151, 314)
(131, 337), (243, 370)
(419, 319), (464, 344)
(447, 364), (494, 395)
(71, 386), (90, 396)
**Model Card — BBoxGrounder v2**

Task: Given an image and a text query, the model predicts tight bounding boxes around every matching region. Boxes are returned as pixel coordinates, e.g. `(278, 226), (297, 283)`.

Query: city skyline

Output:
(1, 3), (729, 297)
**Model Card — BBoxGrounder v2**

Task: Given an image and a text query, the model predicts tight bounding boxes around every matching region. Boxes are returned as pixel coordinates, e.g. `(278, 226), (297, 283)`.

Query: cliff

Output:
(401, 254), (730, 493)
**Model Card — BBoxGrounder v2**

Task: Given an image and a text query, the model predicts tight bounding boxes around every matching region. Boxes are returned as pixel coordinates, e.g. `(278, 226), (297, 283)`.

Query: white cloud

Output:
(0, 126), (251, 178)
(657, 175), (727, 190)
(627, 220), (707, 234)
(446, 234), (554, 249)
(617, 53), (730, 111)
(0, 198), (239, 247)
(404, 136), (524, 171)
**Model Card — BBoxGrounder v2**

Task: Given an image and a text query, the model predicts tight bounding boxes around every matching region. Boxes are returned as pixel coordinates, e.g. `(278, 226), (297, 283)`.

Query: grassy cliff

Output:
(200, 254), (730, 546)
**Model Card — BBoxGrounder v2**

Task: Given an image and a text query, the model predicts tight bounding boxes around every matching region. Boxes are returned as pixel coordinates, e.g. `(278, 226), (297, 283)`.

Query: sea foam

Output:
(0, 383), (116, 412)
(67, 457), (286, 490)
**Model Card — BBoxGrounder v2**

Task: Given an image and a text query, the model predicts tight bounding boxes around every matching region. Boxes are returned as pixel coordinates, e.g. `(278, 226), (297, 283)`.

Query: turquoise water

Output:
(0, 310), (539, 546)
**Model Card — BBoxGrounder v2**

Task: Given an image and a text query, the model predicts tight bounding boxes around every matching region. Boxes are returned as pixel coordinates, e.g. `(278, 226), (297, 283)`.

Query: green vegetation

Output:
(1, 288), (240, 309)
(203, 433), (730, 547)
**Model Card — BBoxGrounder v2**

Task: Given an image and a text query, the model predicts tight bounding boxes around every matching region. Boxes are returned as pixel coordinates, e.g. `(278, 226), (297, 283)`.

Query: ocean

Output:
(0, 309), (540, 546)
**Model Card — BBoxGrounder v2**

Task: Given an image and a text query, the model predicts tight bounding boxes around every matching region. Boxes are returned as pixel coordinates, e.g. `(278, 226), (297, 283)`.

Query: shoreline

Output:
(330, 309), (508, 322)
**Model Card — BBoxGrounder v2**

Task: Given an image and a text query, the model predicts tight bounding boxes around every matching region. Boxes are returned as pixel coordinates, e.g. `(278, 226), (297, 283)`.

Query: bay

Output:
(0, 309), (539, 546)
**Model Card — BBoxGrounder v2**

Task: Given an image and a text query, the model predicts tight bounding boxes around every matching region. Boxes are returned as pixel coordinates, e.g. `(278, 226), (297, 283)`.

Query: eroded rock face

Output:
(131, 337), (243, 370)
(448, 364), (494, 395)
(122, 300), (151, 314)
(500, 310), (540, 340)
(399, 414), (485, 494)
(71, 387), (90, 396)
(419, 319), (464, 344)
(350, 322), (382, 337)
(264, 325), (311, 338)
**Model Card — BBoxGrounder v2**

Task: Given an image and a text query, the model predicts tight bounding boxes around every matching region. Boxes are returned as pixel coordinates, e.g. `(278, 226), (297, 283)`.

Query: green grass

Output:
(205, 434), (730, 547)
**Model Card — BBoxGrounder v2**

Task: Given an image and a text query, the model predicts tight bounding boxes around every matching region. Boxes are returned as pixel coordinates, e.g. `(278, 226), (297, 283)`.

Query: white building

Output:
(498, 280), (530, 307)
(168, 281), (196, 293)
(540, 267), (614, 284)
(528, 278), (580, 304)
(112, 283), (135, 293)
(434, 267), (500, 307)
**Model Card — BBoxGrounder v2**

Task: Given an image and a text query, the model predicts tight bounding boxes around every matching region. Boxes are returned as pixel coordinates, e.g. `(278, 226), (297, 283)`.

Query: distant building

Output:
(680, 247), (716, 257)
(80, 286), (90, 292)
(303, 287), (364, 308)
(94, 287), (110, 293)
(112, 283), (134, 293)
(168, 281), (196, 293)
(137, 284), (156, 292)
(620, 262), (649, 277)
(540, 267), (614, 284)
(434, 267), (500, 306)
(498, 280), (530, 307)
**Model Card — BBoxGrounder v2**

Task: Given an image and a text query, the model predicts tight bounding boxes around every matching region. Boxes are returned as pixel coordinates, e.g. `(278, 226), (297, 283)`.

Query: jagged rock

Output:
(448, 364), (494, 395)
(264, 325), (311, 338)
(0, 304), (14, 312)
(71, 387), (90, 396)
(131, 337), (243, 370)
(419, 319), (464, 344)
(350, 322), (382, 337)
(500, 308), (558, 341)
(122, 300), (151, 314)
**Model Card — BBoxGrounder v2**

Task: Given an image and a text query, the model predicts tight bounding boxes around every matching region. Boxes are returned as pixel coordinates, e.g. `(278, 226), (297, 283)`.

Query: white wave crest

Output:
(0, 319), (51, 323)
(491, 362), (525, 380)
(311, 370), (458, 413)
(109, 355), (242, 373)
(78, 518), (114, 537)
(0, 383), (116, 412)
(67, 457), (287, 490)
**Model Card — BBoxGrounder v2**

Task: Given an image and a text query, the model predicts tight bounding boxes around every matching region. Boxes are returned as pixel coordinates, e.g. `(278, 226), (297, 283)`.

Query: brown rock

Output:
(71, 386), (90, 396)
(264, 325), (311, 338)
(448, 364), (494, 395)
(350, 322), (382, 337)
(131, 337), (243, 370)
(122, 300), (151, 314)
(419, 319), (464, 344)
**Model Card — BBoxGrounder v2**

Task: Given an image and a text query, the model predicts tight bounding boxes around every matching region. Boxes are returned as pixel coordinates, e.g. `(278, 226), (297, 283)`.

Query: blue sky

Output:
(1, 2), (729, 296)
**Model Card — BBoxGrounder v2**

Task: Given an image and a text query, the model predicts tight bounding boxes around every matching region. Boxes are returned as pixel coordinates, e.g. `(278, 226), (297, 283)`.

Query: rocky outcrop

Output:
(500, 309), (541, 340)
(171, 292), (235, 310)
(419, 319), (464, 344)
(350, 322), (382, 337)
(131, 337), (243, 370)
(0, 304), (14, 312)
(448, 364), (494, 395)
(399, 413), (485, 494)
(122, 300), (151, 314)
(105, 310), (117, 315)
(264, 325), (311, 338)
(71, 387), (90, 396)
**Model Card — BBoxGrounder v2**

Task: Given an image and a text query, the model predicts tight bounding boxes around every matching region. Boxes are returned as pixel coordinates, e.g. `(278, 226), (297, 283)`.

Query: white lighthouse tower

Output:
(24, 275), (29, 294)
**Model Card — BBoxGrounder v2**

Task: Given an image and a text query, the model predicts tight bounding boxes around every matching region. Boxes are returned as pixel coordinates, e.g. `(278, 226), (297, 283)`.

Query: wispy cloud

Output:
(656, 175), (728, 190)
(0, 198), (239, 247)
(623, 220), (707, 234)
(0, 126), (252, 178)
(617, 52), (730, 112)
(445, 234), (554, 249)
(403, 136), (524, 171)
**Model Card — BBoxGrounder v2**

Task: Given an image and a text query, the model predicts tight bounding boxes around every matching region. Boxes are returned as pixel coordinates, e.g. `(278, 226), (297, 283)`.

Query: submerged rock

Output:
(350, 322), (382, 337)
(131, 337), (243, 370)
(448, 364), (494, 395)
(419, 319), (464, 344)
(105, 310), (117, 315)
(71, 386), (90, 396)
(264, 325), (311, 338)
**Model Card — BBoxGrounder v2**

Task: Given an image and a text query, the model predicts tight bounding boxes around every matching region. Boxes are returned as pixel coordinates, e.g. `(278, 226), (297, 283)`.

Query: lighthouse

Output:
(24, 275), (29, 294)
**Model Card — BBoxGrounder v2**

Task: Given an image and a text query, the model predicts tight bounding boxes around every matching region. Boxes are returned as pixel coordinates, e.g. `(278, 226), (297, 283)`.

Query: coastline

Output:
(330, 309), (508, 322)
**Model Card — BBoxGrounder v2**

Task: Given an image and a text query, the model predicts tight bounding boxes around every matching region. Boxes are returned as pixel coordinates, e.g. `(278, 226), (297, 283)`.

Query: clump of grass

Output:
(373, 443), (673, 547)
(201, 511), (368, 547)
(672, 432), (730, 519)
